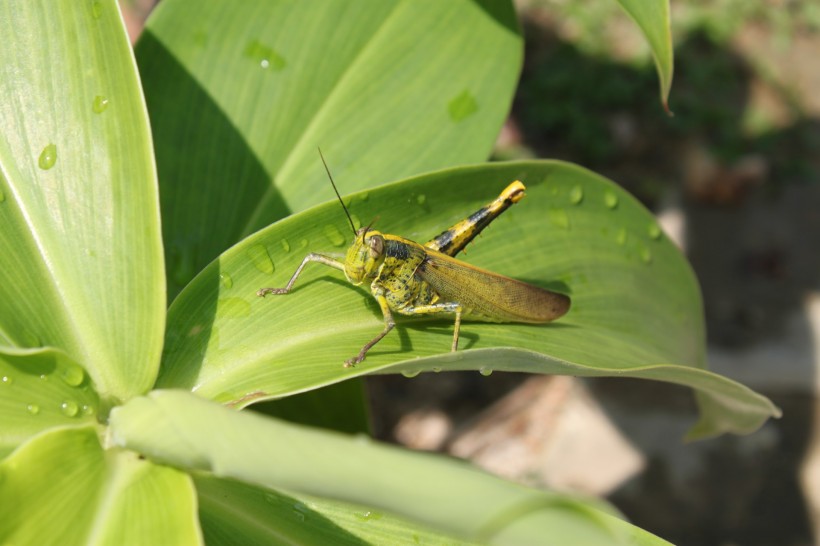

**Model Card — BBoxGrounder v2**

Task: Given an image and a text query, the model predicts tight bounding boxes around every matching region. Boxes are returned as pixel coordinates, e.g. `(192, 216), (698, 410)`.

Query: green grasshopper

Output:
(257, 155), (570, 367)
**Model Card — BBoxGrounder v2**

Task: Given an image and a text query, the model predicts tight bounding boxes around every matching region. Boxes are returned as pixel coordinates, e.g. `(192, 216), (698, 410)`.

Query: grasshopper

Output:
(257, 154), (571, 367)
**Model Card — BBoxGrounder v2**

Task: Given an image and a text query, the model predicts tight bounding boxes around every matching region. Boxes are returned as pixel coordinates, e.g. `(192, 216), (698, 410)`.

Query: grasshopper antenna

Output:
(318, 147), (356, 236)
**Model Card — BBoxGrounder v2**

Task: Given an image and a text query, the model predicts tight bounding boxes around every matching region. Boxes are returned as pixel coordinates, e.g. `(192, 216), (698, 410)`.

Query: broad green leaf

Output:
(136, 0), (522, 297)
(0, 426), (200, 545)
(0, 0), (165, 400)
(158, 161), (778, 438)
(111, 390), (650, 545)
(615, 0), (674, 112)
(195, 475), (477, 545)
(0, 347), (99, 457)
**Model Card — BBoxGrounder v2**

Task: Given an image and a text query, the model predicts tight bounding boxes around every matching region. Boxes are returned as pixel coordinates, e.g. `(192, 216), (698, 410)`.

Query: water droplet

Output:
(91, 1), (102, 19)
(323, 225), (346, 247)
(220, 272), (233, 289)
(292, 501), (309, 522)
(479, 367), (493, 377)
(448, 90), (478, 122)
(1, 375), (12, 386)
(568, 185), (584, 205)
(59, 362), (84, 386)
(640, 245), (653, 264)
(349, 213), (362, 231)
(548, 208), (570, 230)
(280, 239), (291, 253)
(604, 191), (619, 209)
(39, 374), (48, 381)
(401, 370), (420, 378)
(616, 227), (627, 246)
(360, 191), (369, 202)
(247, 244), (274, 274)
(648, 223), (662, 240)
(81, 404), (95, 416)
(299, 239), (309, 249)
(416, 194), (427, 206)
(243, 40), (286, 70)
(60, 400), (79, 417)
(92, 95), (109, 113)
(38, 143), (57, 170)
(217, 298), (251, 318)
(432, 367), (442, 373)
(355, 510), (383, 521)
(26, 404), (40, 415)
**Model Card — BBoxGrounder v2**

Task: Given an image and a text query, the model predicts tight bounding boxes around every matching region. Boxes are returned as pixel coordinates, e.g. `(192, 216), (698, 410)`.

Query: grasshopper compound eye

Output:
(368, 235), (384, 259)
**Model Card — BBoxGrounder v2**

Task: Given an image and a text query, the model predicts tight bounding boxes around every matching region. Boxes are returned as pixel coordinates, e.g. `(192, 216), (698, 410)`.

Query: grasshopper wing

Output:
(416, 251), (570, 323)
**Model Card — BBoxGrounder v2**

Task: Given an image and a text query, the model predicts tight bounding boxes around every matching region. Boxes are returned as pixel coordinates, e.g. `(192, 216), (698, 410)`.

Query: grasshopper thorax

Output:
(344, 227), (386, 285)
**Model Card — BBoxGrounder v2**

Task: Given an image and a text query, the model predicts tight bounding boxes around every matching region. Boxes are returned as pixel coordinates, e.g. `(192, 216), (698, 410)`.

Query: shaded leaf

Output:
(0, 426), (200, 545)
(136, 0), (522, 297)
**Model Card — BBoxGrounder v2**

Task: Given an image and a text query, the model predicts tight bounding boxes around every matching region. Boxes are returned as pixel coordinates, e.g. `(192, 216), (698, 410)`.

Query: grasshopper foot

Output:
(344, 353), (366, 368)
(257, 287), (286, 297)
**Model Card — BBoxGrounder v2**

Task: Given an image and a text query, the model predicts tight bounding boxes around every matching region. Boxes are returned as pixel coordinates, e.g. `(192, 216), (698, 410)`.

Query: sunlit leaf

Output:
(136, 0), (522, 297)
(0, 426), (200, 545)
(158, 161), (778, 438)
(0, 0), (165, 400)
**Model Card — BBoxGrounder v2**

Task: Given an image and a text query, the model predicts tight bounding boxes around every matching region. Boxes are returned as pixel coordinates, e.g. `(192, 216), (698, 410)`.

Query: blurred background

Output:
(123, 0), (820, 544)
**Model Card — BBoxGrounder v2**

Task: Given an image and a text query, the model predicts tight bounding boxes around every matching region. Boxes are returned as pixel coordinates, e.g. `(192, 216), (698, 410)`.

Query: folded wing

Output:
(416, 251), (570, 323)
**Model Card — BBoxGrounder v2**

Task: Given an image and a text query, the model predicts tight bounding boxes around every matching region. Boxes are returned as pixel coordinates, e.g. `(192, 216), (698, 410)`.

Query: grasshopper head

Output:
(344, 227), (386, 285)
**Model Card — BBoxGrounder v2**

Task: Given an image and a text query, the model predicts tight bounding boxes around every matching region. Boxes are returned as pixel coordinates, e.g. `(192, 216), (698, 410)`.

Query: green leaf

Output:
(615, 0), (674, 112)
(195, 475), (478, 545)
(136, 0), (522, 297)
(158, 161), (778, 437)
(0, 347), (99, 457)
(0, 426), (201, 545)
(0, 0), (165, 400)
(111, 390), (653, 545)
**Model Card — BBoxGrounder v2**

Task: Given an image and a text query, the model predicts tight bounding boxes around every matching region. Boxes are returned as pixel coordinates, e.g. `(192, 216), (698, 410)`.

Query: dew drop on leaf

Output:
(548, 208), (570, 230)
(280, 239), (290, 253)
(401, 370), (420, 378)
(447, 90), (478, 122)
(648, 222), (662, 240)
(60, 400), (79, 417)
(479, 367), (493, 377)
(604, 191), (619, 209)
(568, 185), (584, 205)
(220, 272), (233, 289)
(247, 244), (275, 274)
(323, 225), (346, 247)
(59, 362), (84, 387)
(616, 227), (627, 246)
(216, 298), (251, 319)
(1, 375), (12, 386)
(92, 95), (109, 113)
(38, 143), (57, 170)
(640, 244), (653, 264)
(26, 404), (40, 415)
